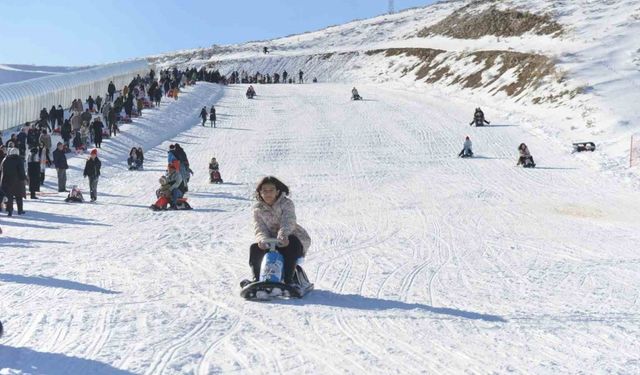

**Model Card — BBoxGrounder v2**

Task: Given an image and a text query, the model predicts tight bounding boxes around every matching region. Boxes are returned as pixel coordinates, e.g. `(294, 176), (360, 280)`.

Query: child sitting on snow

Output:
(458, 136), (473, 157)
(64, 185), (84, 203)
(209, 157), (223, 183)
(150, 175), (172, 210)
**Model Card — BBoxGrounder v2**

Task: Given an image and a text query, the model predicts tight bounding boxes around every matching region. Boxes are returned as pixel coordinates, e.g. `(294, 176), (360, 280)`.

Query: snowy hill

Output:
(2, 81), (640, 374)
(150, 0), (640, 180)
(2, 1), (640, 374)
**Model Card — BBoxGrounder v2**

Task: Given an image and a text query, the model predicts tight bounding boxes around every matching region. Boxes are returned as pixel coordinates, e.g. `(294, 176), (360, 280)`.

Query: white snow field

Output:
(1, 82), (640, 374)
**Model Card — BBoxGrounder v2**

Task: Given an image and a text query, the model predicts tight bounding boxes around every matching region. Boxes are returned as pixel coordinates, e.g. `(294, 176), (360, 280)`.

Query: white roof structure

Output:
(0, 59), (150, 131)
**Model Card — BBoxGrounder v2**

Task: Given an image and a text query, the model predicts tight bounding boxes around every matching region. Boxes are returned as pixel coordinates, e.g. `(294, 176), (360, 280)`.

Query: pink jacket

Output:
(253, 195), (311, 255)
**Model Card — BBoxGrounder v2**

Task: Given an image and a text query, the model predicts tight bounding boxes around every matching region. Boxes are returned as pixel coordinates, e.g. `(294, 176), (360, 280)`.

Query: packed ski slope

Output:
(1, 82), (640, 374)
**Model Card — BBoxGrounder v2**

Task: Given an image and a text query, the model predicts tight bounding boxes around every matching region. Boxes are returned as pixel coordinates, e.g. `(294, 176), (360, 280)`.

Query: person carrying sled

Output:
(83, 149), (101, 202)
(249, 176), (311, 286)
(458, 136), (473, 158)
(470, 107), (490, 126)
(200, 107), (208, 127)
(516, 143), (535, 167)
(351, 87), (361, 100)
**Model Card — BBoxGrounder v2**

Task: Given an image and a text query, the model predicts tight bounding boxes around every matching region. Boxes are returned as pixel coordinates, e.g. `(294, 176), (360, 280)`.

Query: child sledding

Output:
(209, 157), (223, 183)
(149, 164), (192, 211)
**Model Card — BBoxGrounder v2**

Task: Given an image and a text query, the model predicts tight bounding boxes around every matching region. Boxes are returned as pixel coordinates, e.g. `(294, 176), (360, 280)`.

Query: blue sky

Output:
(0, 0), (435, 66)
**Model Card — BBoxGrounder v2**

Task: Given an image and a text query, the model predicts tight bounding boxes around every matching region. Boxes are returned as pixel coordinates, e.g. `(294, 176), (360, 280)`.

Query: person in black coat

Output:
(16, 127), (28, 157)
(209, 105), (216, 127)
(87, 96), (95, 111)
(1, 147), (26, 216)
(83, 149), (101, 201)
(108, 81), (116, 101)
(27, 148), (41, 199)
(49, 105), (57, 128)
(200, 107), (207, 126)
(61, 119), (72, 147)
(91, 118), (104, 148)
(53, 142), (68, 192)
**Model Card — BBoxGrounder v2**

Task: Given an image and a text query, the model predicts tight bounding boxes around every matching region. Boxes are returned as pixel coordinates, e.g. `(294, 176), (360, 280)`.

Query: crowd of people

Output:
(0, 66), (207, 219)
(227, 69), (311, 84)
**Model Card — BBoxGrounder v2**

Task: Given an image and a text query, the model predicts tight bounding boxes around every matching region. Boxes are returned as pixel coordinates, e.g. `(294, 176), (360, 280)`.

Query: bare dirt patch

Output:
(418, 4), (563, 39)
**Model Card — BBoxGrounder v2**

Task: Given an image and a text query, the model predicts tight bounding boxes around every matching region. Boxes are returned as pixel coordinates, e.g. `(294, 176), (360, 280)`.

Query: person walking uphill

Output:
(249, 176), (311, 286)
(200, 107), (207, 127)
(0, 147), (27, 216)
(209, 105), (216, 128)
(53, 142), (69, 192)
(83, 149), (101, 202)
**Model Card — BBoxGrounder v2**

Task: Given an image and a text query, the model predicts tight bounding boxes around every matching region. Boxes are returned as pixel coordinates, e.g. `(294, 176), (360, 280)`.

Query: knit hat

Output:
(7, 147), (19, 156)
(90, 149), (98, 155)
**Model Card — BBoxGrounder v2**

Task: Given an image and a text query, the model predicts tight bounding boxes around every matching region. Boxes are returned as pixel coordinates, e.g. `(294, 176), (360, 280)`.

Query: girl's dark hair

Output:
(255, 176), (289, 202)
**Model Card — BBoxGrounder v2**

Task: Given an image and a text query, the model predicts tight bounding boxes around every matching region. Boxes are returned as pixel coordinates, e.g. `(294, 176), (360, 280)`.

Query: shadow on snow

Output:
(0, 237), (68, 248)
(280, 290), (507, 323)
(0, 345), (134, 375)
(0, 273), (120, 294)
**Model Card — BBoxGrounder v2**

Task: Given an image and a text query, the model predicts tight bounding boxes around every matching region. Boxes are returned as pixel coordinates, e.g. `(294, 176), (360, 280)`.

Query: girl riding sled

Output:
(249, 176), (311, 287)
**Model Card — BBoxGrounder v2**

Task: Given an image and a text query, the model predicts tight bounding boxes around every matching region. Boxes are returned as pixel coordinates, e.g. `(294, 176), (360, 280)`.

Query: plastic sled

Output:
(240, 265), (313, 300)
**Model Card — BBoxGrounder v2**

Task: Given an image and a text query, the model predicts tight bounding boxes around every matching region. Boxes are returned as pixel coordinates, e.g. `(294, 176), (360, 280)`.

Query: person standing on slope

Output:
(209, 105), (216, 128)
(200, 107), (208, 127)
(83, 149), (101, 202)
(0, 147), (27, 216)
(249, 176), (311, 286)
(53, 142), (69, 192)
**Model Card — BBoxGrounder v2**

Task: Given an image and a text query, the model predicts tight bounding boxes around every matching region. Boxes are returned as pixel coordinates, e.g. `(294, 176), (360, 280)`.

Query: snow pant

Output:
(29, 180), (39, 198)
(201, 117), (206, 126)
(6, 194), (23, 214)
(171, 188), (183, 206)
(518, 156), (535, 166)
(40, 171), (45, 186)
(458, 147), (472, 157)
(56, 168), (67, 192)
(88, 177), (98, 200)
(249, 235), (303, 284)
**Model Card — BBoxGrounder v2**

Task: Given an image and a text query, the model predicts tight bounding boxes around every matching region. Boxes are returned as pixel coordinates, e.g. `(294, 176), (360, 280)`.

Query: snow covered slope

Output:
(1, 83), (639, 374)
(151, 0), (640, 179)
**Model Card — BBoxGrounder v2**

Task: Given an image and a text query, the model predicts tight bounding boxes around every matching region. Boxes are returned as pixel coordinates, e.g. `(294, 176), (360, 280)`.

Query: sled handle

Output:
(264, 238), (280, 251)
